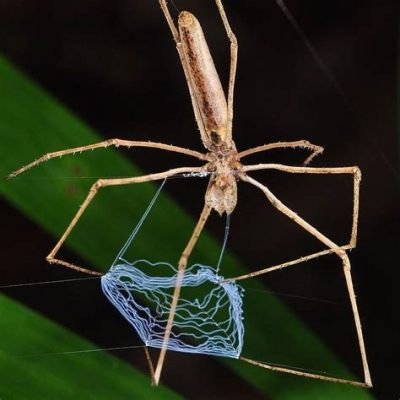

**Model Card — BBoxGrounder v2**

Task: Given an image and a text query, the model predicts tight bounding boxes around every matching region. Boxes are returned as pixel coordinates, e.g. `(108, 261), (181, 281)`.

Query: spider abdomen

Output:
(206, 175), (237, 215)
(178, 11), (228, 149)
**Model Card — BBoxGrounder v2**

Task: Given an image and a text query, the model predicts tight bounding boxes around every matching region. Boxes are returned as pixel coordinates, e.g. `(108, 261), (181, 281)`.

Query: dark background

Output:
(0, 1), (399, 399)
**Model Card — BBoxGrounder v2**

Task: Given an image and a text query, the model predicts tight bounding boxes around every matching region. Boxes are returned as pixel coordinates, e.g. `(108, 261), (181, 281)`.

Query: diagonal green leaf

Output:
(0, 56), (374, 399)
(0, 294), (181, 400)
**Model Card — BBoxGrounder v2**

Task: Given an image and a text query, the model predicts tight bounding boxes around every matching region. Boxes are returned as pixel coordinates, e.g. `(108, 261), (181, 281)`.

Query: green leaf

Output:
(0, 295), (181, 400)
(0, 56), (373, 399)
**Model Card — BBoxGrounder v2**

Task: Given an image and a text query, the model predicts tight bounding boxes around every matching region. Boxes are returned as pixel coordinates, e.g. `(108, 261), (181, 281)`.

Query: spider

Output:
(10, 0), (371, 388)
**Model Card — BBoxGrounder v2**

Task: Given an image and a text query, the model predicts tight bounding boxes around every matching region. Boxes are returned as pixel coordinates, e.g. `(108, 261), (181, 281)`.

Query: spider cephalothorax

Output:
(205, 142), (241, 215)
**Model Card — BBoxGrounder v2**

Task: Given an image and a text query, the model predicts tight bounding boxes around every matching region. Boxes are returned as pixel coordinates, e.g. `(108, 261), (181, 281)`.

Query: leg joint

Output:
(107, 138), (119, 147)
(92, 179), (105, 190)
(353, 166), (361, 181)
(337, 248), (351, 270)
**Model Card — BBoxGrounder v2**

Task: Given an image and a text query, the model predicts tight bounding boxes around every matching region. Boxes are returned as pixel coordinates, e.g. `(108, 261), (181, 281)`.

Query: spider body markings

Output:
(10, 0), (371, 389)
(204, 142), (240, 215)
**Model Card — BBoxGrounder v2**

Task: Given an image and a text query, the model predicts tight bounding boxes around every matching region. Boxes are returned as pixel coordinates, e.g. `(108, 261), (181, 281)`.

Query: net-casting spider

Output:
(10, 0), (371, 389)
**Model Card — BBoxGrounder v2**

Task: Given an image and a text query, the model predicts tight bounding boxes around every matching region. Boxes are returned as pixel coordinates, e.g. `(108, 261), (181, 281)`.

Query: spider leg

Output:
(144, 346), (156, 386)
(238, 140), (324, 165)
(46, 166), (204, 275)
(239, 356), (369, 387)
(159, 0), (209, 147)
(239, 173), (371, 387)
(215, 0), (238, 138)
(46, 166), (204, 384)
(9, 138), (206, 177)
(226, 164), (360, 282)
(223, 245), (353, 283)
(243, 164), (360, 246)
(159, 0), (179, 43)
(153, 203), (212, 386)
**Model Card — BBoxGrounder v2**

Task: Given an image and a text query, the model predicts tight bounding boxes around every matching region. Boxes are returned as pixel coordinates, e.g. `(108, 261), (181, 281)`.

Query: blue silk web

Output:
(101, 178), (245, 358)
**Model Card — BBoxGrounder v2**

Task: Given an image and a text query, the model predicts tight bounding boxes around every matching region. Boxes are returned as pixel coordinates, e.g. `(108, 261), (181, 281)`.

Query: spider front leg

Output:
(238, 140), (325, 166)
(9, 138), (206, 178)
(45, 166), (204, 276)
(238, 172), (371, 388)
(215, 0), (238, 137)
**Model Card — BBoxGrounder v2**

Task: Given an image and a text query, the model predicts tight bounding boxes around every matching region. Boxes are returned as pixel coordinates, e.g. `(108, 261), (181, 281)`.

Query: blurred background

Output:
(0, 0), (398, 399)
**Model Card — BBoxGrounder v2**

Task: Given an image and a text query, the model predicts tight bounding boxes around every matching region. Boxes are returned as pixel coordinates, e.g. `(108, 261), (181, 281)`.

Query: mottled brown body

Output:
(178, 11), (238, 215)
(205, 144), (240, 214)
(178, 11), (229, 149)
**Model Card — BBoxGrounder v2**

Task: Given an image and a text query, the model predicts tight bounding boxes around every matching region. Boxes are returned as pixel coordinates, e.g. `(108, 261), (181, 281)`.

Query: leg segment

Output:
(153, 203), (212, 386)
(243, 163), (361, 247)
(159, 0), (179, 43)
(226, 164), (361, 282)
(215, 0), (238, 138)
(239, 355), (370, 387)
(240, 174), (371, 387)
(238, 140), (324, 166)
(159, 1), (209, 147)
(144, 346), (156, 386)
(46, 166), (203, 275)
(9, 139), (206, 177)
(223, 244), (353, 283)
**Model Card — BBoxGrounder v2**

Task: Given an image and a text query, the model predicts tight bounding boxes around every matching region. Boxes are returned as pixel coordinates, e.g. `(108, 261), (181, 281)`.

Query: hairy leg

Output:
(239, 173), (371, 387)
(153, 203), (212, 385)
(159, 0), (179, 42)
(9, 138), (206, 177)
(46, 166), (204, 275)
(223, 245), (353, 283)
(159, 0), (209, 146)
(215, 0), (238, 138)
(239, 355), (370, 387)
(243, 163), (360, 246)
(225, 164), (361, 282)
(238, 140), (324, 165)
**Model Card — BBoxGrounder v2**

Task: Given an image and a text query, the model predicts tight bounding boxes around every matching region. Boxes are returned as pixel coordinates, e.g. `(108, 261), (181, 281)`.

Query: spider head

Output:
(204, 142), (241, 214)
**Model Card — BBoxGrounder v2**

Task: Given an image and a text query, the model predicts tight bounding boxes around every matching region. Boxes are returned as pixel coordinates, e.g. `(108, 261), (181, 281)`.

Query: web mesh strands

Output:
(101, 260), (244, 358)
